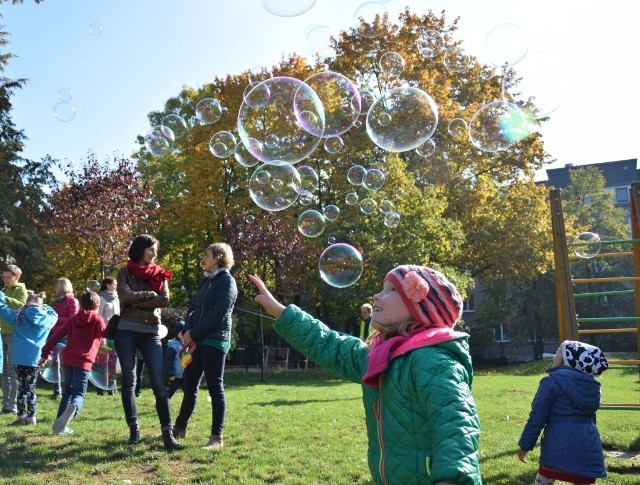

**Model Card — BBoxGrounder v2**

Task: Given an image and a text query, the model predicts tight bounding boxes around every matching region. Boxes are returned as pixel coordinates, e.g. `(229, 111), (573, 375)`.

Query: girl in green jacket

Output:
(250, 265), (482, 485)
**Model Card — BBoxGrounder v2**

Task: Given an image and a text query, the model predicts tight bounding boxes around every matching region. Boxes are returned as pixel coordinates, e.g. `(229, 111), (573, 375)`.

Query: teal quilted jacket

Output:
(274, 305), (482, 485)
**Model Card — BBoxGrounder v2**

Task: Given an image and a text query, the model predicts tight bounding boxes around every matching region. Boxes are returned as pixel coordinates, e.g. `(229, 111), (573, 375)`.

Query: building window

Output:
(615, 187), (629, 203)
(494, 325), (509, 342)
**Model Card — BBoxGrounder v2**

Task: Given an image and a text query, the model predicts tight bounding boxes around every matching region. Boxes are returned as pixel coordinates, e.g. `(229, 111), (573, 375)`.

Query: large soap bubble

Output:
(89, 344), (121, 391)
(319, 243), (364, 288)
(144, 125), (175, 157)
(238, 77), (325, 165)
(484, 23), (527, 68)
(209, 131), (237, 158)
(353, 1), (388, 39)
(249, 163), (301, 211)
(40, 345), (65, 383)
(296, 165), (319, 195)
(366, 86), (438, 152)
(195, 98), (222, 124)
(573, 232), (602, 259)
(161, 114), (189, 140)
(262, 0), (316, 17)
(298, 210), (326, 237)
(469, 101), (531, 152)
(300, 71), (360, 138)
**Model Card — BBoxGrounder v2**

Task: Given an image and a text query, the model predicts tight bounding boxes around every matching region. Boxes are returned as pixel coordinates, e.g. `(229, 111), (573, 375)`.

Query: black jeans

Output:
(114, 329), (172, 430)
(175, 345), (226, 436)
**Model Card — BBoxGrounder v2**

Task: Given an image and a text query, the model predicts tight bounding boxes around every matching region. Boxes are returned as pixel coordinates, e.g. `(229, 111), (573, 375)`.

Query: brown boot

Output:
(202, 434), (223, 451)
(162, 429), (183, 450)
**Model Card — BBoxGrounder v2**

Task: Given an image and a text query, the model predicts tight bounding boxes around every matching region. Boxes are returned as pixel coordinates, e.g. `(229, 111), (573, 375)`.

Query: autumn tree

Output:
(44, 153), (159, 284)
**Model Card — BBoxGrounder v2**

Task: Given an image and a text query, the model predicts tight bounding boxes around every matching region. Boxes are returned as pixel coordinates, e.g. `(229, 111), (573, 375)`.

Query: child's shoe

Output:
(53, 404), (76, 435)
(56, 426), (74, 435)
(24, 416), (36, 425)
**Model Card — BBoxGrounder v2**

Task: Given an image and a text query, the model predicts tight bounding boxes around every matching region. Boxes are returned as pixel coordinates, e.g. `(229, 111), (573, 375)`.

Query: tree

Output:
(44, 153), (159, 283)
(0, 16), (57, 289)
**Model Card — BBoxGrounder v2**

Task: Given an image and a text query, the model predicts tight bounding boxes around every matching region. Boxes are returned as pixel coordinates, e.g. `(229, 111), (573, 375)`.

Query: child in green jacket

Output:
(250, 265), (482, 485)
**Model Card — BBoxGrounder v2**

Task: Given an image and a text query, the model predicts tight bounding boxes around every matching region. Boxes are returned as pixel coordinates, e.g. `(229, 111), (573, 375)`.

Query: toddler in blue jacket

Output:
(518, 340), (609, 484)
(0, 290), (57, 425)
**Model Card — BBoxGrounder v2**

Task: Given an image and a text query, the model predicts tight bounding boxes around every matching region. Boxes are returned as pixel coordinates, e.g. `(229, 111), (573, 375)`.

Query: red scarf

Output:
(127, 260), (173, 293)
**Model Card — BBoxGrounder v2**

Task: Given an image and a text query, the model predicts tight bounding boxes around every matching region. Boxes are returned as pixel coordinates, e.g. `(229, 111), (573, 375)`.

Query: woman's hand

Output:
(517, 448), (528, 463)
(248, 275), (285, 318)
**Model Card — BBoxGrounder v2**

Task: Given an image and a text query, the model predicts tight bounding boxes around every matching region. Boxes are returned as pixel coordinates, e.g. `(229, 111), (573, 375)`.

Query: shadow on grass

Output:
(225, 369), (355, 389)
(484, 469), (539, 484)
(250, 396), (361, 407)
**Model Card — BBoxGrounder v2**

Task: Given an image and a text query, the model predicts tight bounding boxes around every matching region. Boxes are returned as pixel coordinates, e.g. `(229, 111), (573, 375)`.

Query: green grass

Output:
(0, 364), (637, 484)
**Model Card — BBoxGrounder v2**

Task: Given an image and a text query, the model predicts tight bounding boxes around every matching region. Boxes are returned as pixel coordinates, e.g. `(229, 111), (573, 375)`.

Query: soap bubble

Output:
(209, 131), (237, 158)
(347, 165), (367, 185)
(243, 81), (271, 109)
(299, 194), (314, 206)
(345, 192), (359, 205)
(239, 76), (324, 164)
(295, 165), (319, 195)
(298, 210), (326, 237)
(161, 114), (189, 140)
(353, 1), (388, 39)
(87, 280), (100, 291)
(573, 232), (602, 259)
(195, 98), (223, 124)
(89, 345), (121, 391)
(89, 22), (103, 36)
(319, 243), (364, 288)
(448, 118), (468, 139)
(359, 89), (377, 116)
(379, 200), (394, 214)
(383, 211), (401, 228)
(379, 51), (404, 78)
(144, 125), (175, 157)
(469, 101), (531, 152)
(53, 101), (76, 122)
(416, 30), (445, 58)
(57, 87), (74, 102)
(360, 198), (378, 214)
(40, 347), (64, 383)
(324, 136), (344, 154)
(363, 168), (385, 191)
(484, 23), (527, 68)
(305, 24), (333, 55)
(302, 71), (360, 137)
(323, 204), (340, 221)
(249, 163), (301, 211)
(415, 139), (436, 157)
(262, 0), (316, 17)
(366, 86), (438, 152)
(234, 142), (261, 168)
(245, 214), (255, 223)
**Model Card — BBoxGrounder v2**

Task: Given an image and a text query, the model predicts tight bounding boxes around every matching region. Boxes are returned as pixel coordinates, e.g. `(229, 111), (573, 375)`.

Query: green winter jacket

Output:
(274, 305), (482, 485)
(0, 282), (28, 335)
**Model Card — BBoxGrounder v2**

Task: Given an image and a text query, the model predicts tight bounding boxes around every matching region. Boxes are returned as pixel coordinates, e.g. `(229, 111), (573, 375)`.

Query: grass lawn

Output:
(0, 361), (637, 484)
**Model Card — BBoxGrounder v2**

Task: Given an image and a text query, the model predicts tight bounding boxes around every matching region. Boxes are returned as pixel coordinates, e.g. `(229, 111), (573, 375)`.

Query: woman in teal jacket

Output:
(250, 265), (482, 485)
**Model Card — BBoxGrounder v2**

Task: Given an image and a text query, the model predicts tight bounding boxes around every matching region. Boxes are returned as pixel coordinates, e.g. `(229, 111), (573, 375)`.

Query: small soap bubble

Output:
(318, 243), (364, 288)
(87, 280), (100, 292)
(415, 139), (436, 157)
(379, 200), (394, 214)
(234, 142), (261, 168)
(245, 214), (255, 224)
(383, 211), (401, 228)
(323, 204), (340, 221)
(448, 118), (468, 139)
(416, 30), (445, 58)
(345, 192), (359, 205)
(359, 198), (378, 214)
(53, 101), (76, 122)
(324, 136), (345, 154)
(161, 114), (188, 140)
(347, 165), (366, 185)
(195, 98), (222, 125)
(363, 168), (385, 191)
(573, 232), (602, 259)
(145, 125), (175, 157)
(57, 87), (74, 102)
(379, 51), (405, 78)
(209, 131), (237, 158)
(89, 23), (103, 36)
(298, 210), (326, 238)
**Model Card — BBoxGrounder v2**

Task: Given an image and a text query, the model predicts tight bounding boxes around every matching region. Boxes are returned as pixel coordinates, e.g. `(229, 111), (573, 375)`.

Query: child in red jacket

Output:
(40, 291), (106, 435)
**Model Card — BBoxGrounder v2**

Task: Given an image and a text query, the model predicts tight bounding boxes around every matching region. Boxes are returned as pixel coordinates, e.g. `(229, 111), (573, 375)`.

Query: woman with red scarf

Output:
(115, 234), (182, 450)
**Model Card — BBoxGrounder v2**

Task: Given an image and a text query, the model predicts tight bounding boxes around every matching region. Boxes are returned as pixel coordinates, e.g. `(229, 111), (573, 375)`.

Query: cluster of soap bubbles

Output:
(53, 87), (76, 123)
(139, 14), (564, 289)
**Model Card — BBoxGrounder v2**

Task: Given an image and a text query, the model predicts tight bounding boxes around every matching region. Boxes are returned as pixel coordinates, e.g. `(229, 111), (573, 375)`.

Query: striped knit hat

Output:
(384, 265), (463, 329)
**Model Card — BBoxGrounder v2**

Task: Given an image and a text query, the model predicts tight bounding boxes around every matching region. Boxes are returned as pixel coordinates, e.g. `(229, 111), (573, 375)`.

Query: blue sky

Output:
(2, 0), (637, 181)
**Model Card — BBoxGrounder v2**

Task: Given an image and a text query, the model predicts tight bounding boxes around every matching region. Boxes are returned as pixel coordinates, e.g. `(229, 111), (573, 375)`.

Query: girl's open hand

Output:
(248, 275), (285, 318)
(517, 448), (528, 463)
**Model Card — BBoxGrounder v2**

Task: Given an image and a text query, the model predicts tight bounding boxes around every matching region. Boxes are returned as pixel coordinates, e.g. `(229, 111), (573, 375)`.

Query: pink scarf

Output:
(362, 326), (463, 387)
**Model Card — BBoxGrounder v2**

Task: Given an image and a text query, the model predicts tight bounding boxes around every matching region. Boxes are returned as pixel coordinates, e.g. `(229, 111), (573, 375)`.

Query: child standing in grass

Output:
(40, 291), (106, 435)
(250, 265), (482, 485)
(0, 290), (57, 425)
(517, 340), (609, 485)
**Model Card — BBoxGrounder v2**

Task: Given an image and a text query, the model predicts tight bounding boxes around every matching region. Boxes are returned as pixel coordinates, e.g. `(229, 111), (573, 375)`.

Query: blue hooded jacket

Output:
(518, 365), (606, 478)
(0, 292), (58, 367)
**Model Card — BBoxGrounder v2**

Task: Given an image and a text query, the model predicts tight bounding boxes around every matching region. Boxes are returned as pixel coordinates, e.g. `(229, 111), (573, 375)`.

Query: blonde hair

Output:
(55, 277), (73, 295)
(25, 291), (46, 307)
(207, 243), (234, 269)
(360, 303), (373, 312)
(4, 265), (22, 278)
(365, 320), (426, 348)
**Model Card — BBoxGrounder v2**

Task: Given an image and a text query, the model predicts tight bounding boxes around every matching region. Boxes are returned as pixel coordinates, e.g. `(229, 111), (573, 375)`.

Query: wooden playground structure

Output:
(550, 184), (640, 410)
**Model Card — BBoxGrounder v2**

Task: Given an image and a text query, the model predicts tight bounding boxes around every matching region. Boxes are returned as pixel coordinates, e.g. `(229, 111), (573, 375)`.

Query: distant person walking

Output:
(50, 278), (79, 399)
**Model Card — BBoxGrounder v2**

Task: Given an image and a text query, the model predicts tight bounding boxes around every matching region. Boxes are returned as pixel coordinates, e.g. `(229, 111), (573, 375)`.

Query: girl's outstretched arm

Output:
(248, 275), (285, 318)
